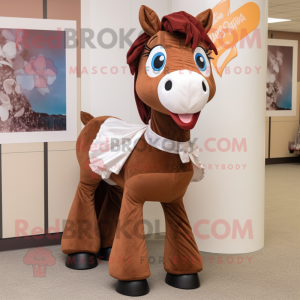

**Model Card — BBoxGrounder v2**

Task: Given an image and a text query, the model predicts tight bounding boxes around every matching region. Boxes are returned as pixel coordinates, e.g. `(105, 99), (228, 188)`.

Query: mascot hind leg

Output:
(96, 182), (123, 260)
(61, 113), (122, 270)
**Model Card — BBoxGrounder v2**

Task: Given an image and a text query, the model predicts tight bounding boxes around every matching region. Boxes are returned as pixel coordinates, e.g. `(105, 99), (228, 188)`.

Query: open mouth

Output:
(168, 111), (201, 130)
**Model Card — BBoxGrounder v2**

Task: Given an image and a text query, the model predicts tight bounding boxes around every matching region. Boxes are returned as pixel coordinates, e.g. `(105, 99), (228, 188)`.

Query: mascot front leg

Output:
(161, 199), (203, 289)
(109, 186), (150, 297)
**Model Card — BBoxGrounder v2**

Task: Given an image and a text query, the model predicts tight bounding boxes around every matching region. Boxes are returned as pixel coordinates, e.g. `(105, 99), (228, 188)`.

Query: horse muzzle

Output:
(157, 70), (209, 130)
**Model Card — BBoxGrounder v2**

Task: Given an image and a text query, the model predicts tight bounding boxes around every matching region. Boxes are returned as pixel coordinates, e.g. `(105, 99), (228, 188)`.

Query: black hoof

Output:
(65, 253), (98, 270)
(96, 247), (112, 261)
(116, 279), (149, 296)
(165, 273), (200, 289)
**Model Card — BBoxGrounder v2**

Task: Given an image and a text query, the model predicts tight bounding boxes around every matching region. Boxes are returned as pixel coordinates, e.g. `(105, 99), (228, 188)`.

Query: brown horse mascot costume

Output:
(62, 5), (217, 296)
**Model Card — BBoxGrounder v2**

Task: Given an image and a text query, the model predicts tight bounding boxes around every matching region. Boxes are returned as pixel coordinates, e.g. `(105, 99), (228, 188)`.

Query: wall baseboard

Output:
(265, 157), (300, 165)
(0, 233), (62, 252)
(0, 232), (163, 252)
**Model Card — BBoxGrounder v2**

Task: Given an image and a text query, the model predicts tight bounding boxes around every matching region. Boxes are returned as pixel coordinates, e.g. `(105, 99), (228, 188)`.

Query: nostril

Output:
(165, 80), (172, 91)
(202, 81), (207, 92)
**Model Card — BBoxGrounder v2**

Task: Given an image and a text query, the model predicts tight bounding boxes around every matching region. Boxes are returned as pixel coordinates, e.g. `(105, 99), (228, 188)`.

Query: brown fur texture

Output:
(196, 9), (214, 33)
(80, 111), (94, 125)
(62, 6), (217, 281)
(139, 5), (161, 36)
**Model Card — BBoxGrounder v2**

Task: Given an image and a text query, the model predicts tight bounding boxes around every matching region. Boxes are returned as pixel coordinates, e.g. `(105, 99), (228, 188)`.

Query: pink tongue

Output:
(178, 114), (193, 123)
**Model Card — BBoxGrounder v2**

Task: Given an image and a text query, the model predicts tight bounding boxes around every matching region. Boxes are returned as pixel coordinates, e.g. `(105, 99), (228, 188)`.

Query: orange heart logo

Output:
(209, 0), (261, 77)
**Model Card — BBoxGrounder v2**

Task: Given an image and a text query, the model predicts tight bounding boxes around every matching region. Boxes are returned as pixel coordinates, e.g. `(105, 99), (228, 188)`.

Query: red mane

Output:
(127, 11), (218, 125)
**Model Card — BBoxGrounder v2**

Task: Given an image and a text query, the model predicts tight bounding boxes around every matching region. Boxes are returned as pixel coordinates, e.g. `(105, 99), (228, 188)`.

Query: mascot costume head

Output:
(128, 6), (217, 128)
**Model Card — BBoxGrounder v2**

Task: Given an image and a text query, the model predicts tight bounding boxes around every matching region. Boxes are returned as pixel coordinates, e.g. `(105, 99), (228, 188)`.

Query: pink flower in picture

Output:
(17, 54), (58, 96)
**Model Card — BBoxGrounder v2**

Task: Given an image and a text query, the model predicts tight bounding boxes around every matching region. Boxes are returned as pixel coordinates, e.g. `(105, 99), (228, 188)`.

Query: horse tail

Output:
(81, 111), (94, 125)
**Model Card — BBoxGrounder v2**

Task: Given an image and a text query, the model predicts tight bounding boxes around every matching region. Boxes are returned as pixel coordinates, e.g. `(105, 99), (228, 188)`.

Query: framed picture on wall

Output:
(0, 17), (77, 144)
(266, 39), (298, 117)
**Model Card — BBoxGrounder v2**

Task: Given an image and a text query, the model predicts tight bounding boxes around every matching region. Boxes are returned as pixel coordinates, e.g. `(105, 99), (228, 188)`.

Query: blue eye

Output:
(195, 53), (207, 72)
(151, 52), (166, 71)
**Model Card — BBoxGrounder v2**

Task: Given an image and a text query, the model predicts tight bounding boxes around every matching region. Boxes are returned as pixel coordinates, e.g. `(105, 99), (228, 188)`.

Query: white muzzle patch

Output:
(157, 69), (210, 114)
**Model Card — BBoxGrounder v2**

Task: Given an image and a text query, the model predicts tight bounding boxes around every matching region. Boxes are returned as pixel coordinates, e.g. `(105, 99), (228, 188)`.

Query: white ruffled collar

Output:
(145, 120), (204, 182)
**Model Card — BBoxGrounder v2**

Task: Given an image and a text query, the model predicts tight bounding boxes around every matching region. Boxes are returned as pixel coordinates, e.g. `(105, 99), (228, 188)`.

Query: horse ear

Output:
(139, 5), (161, 36)
(196, 9), (213, 33)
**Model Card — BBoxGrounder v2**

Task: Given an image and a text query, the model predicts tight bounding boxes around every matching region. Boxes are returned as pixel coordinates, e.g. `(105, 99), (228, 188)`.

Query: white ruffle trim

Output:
(89, 118), (205, 182)
(89, 118), (147, 179)
(191, 164), (205, 182)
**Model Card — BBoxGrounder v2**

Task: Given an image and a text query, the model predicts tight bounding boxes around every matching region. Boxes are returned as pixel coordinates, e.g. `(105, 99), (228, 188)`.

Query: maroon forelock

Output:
(126, 11), (217, 125)
(127, 32), (150, 76)
(161, 11), (217, 54)
(126, 32), (151, 124)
